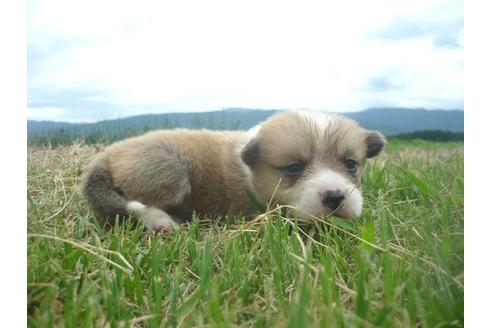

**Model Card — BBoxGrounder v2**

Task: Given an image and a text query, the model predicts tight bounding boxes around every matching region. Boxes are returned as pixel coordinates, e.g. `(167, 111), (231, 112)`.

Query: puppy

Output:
(81, 110), (385, 231)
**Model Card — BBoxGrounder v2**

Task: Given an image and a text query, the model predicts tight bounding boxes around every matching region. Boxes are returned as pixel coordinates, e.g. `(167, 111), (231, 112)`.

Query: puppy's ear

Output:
(241, 139), (261, 167)
(365, 131), (386, 158)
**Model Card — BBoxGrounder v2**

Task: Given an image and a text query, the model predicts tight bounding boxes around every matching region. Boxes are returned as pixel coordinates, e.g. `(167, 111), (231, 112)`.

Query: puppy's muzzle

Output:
(321, 189), (345, 211)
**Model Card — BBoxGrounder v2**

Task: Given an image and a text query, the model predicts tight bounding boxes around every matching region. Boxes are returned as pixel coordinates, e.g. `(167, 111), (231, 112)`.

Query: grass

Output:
(27, 141), (464, 327)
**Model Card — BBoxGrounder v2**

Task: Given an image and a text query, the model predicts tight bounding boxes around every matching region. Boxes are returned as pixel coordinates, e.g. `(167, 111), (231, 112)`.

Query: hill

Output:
(345, 108), (464, 135)
(27, 107), (464, 145)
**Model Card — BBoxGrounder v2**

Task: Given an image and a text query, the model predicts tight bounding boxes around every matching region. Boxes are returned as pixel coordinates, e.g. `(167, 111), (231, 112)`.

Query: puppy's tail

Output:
(80, 154), (130, 226)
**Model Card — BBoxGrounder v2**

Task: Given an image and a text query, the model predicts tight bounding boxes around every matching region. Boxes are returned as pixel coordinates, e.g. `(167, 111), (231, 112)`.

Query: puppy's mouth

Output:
(321, 204), (351, 219)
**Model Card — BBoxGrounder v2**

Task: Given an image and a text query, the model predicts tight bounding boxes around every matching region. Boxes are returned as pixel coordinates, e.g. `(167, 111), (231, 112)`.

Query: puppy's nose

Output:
(322, 189), (345, 209)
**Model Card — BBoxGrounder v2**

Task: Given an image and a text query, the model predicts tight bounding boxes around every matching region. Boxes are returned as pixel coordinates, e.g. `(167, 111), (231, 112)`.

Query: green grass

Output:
(27, 141), (464, 327)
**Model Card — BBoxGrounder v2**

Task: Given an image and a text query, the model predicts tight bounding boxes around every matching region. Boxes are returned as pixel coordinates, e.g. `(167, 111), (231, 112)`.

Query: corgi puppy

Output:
(81, 110), (385, 231)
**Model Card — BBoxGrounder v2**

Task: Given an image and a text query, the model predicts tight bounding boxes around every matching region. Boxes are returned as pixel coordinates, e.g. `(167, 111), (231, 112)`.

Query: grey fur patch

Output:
(241, 139), (261, 167)
(82, 164), (130, 226)
(365, 131), (386, 158)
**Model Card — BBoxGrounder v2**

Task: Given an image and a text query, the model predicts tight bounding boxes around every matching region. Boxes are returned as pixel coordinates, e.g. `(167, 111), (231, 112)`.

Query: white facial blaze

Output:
(295, 110), (333, 134)
(293, 170), (363, 219)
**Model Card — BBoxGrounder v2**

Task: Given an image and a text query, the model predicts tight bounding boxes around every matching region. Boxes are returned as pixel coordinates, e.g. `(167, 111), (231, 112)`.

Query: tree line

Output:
(27, 126), (464, 146)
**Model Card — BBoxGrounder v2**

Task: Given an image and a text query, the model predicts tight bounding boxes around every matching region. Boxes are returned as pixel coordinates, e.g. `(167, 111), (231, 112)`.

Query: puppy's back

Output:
(81, 129), (252, 225)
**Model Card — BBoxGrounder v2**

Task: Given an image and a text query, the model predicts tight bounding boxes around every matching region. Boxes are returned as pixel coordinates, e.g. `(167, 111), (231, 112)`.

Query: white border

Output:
(1, 0), (479, 325)
(465, 0), (492, 326)
(0, 0), (27, 324)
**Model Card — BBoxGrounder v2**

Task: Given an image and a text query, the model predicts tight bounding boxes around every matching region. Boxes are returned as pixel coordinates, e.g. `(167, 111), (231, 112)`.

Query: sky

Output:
(28, 0), (463, 122)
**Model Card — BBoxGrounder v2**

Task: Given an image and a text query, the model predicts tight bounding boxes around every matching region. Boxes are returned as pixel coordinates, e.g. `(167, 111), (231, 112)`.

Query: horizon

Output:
(28, 0), (463, 123)
(27, 106), (464, 124)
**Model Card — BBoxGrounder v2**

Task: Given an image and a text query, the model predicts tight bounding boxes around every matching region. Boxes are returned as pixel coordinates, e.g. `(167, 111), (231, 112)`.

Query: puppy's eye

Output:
(282, 162), (304, 177)
(344, 159), (358, 172)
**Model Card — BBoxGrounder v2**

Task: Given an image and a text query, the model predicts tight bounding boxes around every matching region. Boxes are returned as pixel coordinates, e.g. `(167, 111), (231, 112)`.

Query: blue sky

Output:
(28, 0), (463, 122)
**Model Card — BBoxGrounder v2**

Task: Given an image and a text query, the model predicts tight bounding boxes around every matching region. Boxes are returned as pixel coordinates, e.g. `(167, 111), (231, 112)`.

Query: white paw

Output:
(127, 201), (179, 231)
(140, 207), (180, 231)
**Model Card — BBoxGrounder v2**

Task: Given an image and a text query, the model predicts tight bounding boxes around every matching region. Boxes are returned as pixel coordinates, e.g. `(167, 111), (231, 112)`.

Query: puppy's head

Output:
(241, 110), (385, 219)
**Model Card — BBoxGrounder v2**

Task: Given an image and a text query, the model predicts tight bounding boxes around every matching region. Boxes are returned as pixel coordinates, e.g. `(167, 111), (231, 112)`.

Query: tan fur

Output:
(100, 130), (256, 221)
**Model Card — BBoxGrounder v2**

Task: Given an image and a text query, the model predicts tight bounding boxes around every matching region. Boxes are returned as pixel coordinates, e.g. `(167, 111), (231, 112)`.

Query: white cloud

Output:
(27, 106), (101, 122)
(27, 106), (66, 121)
(28, 0), (463, 122)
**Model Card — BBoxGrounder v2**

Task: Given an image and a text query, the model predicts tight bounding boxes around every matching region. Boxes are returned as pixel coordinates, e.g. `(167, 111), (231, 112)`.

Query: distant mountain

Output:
(27, 107), (464, 145)
(28, 109), (277, 134)
(344, 108), (464, 135)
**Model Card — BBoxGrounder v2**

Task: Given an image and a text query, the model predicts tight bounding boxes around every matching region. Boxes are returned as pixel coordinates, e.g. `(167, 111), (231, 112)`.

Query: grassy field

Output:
(27, 141), (464, 327)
